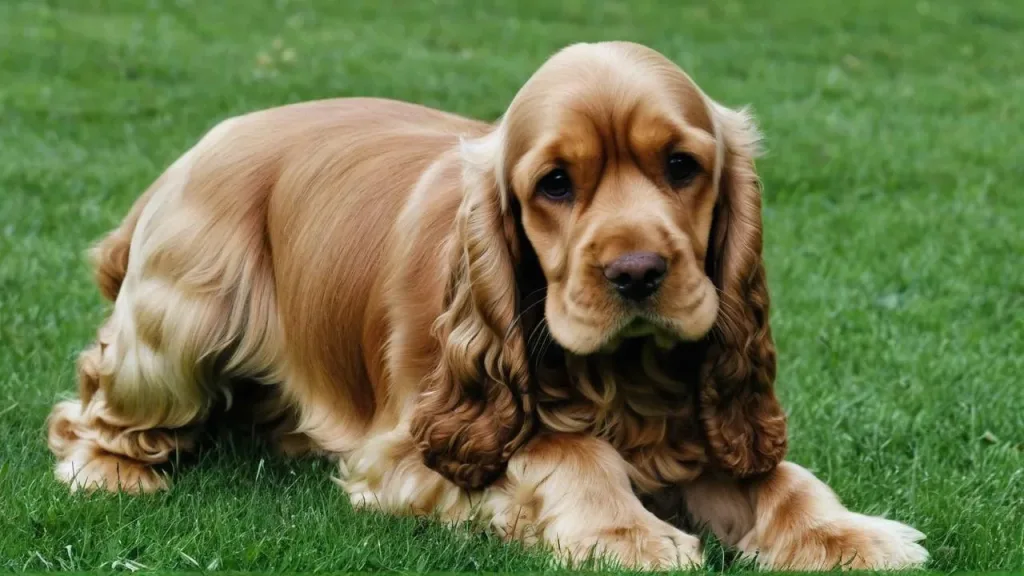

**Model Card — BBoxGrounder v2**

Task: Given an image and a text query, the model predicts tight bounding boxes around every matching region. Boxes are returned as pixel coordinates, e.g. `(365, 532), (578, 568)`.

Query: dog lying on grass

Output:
(47, 41), (928, 570)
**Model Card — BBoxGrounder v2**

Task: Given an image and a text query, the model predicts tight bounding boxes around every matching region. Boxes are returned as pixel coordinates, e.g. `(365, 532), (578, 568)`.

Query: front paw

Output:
(565, 518), (704, 570)
(744, 512), (928, 570)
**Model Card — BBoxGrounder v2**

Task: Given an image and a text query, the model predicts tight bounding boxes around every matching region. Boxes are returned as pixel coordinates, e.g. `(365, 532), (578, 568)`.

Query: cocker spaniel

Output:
(47, 42), (928, 570)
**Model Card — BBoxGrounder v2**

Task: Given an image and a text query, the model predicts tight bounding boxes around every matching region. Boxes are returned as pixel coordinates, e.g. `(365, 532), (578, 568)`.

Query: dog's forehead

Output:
(507, 43), (715, 145)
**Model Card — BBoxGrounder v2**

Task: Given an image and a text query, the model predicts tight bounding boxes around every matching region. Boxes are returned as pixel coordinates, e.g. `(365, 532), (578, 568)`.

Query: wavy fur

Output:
(45, 42), (926, 571)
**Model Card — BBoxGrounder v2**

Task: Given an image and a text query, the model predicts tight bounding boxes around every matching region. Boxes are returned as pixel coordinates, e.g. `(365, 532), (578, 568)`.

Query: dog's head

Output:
(412, 42), (786, 489)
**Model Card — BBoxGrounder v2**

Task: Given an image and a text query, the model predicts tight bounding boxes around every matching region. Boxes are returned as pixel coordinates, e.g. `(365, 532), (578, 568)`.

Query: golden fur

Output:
(47, 42), (927, 570)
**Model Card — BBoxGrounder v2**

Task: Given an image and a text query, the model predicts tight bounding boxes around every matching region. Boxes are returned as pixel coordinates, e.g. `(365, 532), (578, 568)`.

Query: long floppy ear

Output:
(699, 102), (788, 478)
(409, 128), (535, 490)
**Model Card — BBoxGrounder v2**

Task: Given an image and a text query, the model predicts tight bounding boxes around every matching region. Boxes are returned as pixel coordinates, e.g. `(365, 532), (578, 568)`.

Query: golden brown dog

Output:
(47, 42), (928, 570)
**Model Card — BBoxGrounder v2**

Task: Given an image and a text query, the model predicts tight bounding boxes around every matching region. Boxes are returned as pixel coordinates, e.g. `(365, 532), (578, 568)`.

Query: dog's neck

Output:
(533, 337), (709, 491)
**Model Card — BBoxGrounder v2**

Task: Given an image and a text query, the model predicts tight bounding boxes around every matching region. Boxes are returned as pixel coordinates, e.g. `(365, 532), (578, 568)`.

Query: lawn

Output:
(1, 0), (1022, 572)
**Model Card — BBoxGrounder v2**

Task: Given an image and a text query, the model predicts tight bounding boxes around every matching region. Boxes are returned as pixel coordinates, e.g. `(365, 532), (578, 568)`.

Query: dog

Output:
(47, 41), (928, 570)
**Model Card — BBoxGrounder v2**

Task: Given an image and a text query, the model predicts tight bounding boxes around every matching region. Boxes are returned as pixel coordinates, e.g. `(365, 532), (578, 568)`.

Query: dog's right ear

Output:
(699, 101), (787, 479)
(410, 127), (536, 490)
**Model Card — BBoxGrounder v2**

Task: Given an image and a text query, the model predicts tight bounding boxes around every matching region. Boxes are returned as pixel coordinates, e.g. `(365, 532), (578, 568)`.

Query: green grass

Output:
(1, 0), (1022, 572)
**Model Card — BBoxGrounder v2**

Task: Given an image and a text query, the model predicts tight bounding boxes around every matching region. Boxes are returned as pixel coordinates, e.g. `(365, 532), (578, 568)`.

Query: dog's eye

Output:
(666, 152), (702, 187)
(536, 168), (573, 201)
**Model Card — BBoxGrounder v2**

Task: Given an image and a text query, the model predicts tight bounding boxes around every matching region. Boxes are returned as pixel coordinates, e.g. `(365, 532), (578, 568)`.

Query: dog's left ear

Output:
(409, 127), (536, 490)
(699, 101), (788, 478)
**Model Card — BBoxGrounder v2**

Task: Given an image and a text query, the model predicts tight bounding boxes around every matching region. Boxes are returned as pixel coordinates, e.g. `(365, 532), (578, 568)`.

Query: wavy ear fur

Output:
(699, 102), (788, 478)
(410, 128), (535, 490)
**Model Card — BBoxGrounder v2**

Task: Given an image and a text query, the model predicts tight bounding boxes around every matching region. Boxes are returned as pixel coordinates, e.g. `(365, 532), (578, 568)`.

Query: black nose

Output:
(603, 251), (667, 301)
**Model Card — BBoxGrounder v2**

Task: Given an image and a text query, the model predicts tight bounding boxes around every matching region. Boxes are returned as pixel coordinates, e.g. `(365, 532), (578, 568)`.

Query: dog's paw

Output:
(833, 513), (929, 570)
(743, 511), (928, 570)
(56, 443), (169, 494)
(564, 518), (703, 570)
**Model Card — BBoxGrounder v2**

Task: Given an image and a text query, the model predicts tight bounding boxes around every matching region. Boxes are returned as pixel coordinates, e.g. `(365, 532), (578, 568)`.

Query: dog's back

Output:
(48, 98), (486, 491)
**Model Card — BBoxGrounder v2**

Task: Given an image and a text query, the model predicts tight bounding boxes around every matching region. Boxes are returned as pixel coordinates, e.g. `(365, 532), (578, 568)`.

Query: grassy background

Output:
(1, 0), (1022, 572)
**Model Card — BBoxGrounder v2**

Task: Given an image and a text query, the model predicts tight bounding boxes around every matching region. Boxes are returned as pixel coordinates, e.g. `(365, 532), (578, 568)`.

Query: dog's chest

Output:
(535, 346), (708, 490)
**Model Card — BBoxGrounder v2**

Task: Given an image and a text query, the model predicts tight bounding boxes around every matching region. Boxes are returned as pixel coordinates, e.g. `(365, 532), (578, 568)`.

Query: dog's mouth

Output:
(546, 278), (719, 355)
(599, 316), (680, 353)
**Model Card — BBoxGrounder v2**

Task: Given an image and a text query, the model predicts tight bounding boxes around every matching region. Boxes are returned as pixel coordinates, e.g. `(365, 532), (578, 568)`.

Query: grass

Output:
(1, 0), (1022, 572)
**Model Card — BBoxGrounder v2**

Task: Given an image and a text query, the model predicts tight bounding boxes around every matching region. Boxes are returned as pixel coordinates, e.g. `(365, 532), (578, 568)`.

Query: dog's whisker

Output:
(526, 315), (550, 356)
(506, 293), (547, 342)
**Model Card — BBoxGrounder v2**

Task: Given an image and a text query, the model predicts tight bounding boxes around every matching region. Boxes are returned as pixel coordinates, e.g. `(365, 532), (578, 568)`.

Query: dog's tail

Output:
(90, 186), (156, 301)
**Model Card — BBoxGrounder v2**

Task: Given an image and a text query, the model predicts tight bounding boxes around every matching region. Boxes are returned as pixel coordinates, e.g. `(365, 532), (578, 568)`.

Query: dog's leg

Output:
(47, 297), (220, 493)
(46, 275), (241, 493)
(46, 121), (288, 493)
(483, 433), (703, 569)
(339, 428), (475, 520)
(343, 431), (702, 570)
(681, 461), (928, 570)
